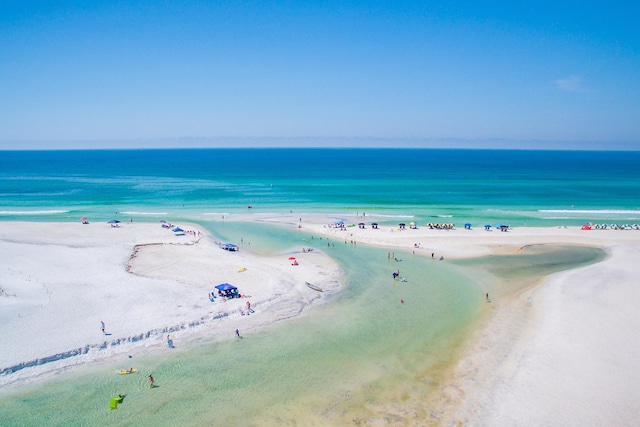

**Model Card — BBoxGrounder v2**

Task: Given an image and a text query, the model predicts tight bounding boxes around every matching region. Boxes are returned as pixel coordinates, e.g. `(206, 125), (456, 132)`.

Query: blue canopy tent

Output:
(215, 283), (237, 291)
(215, 283), (239, 299)
(464, 223), (472, 230)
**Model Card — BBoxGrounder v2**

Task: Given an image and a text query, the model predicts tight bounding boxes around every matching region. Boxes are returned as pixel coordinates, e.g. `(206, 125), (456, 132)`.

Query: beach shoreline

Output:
(243, 212), (640, 424)
(0, 219), (342, 391)
(2, 215), (639, 424)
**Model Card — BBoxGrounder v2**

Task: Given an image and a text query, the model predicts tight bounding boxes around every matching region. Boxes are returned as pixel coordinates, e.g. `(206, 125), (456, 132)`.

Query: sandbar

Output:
(0, 220), (341, 389)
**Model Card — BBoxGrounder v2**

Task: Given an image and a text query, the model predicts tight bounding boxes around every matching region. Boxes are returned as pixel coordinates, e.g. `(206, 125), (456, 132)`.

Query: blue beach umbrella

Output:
(107, 220), (121, 224)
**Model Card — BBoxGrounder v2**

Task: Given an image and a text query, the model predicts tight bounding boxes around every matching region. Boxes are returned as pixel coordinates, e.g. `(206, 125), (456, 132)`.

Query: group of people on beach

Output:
(131, 324), (245, 395)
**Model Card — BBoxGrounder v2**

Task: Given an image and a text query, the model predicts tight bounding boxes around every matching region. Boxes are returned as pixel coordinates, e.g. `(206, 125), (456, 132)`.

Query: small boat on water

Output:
(305, 282), (323, 292)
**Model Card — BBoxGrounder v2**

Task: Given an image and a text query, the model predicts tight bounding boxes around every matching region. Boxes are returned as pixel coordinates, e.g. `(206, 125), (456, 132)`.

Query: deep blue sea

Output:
(1, 148), (639, 226)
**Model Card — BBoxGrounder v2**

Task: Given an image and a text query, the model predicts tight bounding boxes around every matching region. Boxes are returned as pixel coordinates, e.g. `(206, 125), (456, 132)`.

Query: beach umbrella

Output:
(288, 256), (296, 260)
(160, 220), (167, 223)
(172, 227), (184, 232)
(107, 220), (121, 224)
(80, 217), (87, 221)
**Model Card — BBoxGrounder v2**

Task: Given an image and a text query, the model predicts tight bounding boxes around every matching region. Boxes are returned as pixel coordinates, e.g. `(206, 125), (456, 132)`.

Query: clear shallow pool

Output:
(0, 223), (605, 426)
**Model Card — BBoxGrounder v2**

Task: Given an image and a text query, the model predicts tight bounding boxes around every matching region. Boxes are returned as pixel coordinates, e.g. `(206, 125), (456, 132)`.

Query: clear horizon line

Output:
(1, 136), (639, 151)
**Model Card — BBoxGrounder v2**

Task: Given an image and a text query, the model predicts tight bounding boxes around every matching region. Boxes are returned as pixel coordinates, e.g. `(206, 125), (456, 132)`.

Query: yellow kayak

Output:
(119, 368), (137, 374)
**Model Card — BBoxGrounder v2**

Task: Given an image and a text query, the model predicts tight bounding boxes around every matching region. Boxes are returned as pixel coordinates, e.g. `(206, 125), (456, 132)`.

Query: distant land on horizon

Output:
(1, 137), (638, 151)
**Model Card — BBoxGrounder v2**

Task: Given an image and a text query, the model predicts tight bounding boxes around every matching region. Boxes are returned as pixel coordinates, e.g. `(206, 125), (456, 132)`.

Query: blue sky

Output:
(1, 1), (639, 149)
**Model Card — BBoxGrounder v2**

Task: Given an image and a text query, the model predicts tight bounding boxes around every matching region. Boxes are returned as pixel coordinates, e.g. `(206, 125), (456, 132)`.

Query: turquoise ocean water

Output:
(0, 149), (630, 425)
(1, 148), (639, 226)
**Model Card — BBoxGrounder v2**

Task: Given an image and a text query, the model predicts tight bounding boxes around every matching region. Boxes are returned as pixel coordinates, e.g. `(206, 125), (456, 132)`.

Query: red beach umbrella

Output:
(288, 256), (296, 260)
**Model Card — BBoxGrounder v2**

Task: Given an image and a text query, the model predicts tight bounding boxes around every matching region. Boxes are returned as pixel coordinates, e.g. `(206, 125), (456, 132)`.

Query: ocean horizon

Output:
(1, 148), (639, 227)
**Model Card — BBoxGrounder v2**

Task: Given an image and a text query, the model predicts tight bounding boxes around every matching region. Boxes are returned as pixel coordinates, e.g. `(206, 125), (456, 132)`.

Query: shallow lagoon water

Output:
(0, 223), (605, 426)
(451, 244), (607, 299)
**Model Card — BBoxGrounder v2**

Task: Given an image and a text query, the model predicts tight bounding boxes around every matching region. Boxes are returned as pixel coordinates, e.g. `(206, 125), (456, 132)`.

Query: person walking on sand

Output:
(148, 374), (155, 388)
(235, 329), (241, 338)
(101, 320), (105, 334)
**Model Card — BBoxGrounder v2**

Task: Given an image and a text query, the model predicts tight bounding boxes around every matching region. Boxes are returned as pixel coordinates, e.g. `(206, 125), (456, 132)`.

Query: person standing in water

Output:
(148, 374), (155, 388)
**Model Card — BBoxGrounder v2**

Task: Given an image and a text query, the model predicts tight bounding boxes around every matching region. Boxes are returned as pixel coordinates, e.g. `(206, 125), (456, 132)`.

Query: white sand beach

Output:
(453, 242), (640, 426)
(2, 215), (640, 425)
(0, 220), (341, 389)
